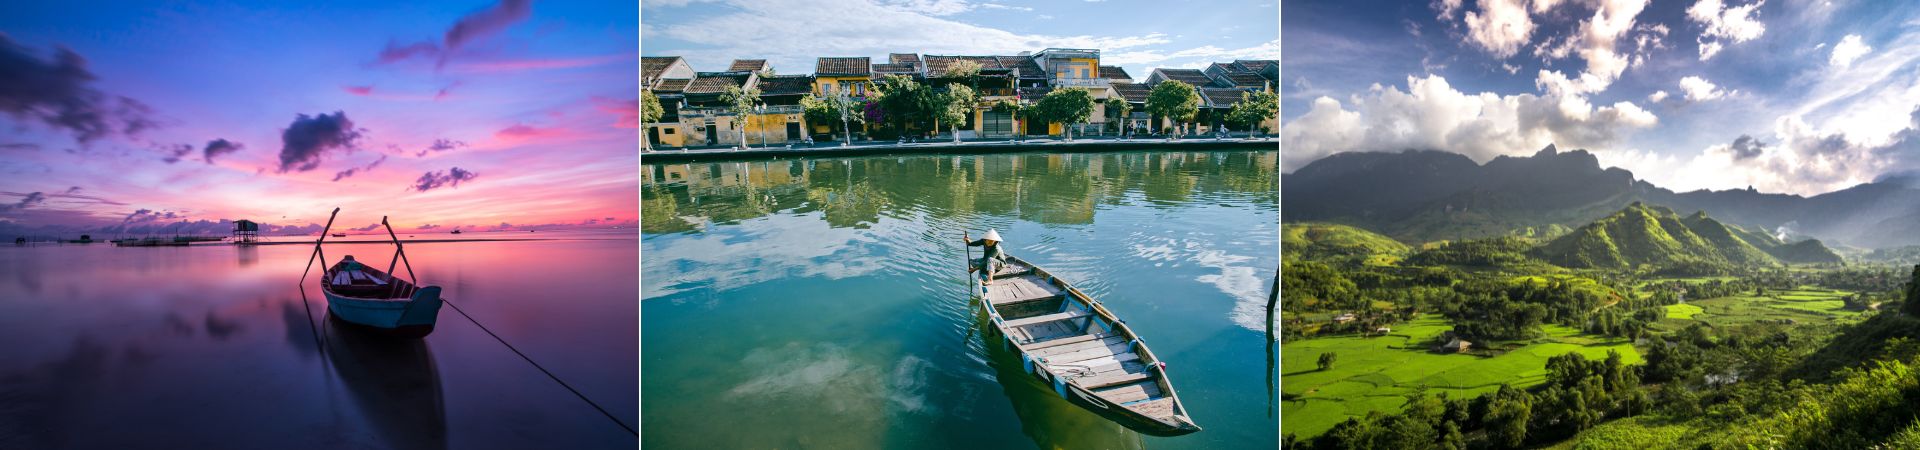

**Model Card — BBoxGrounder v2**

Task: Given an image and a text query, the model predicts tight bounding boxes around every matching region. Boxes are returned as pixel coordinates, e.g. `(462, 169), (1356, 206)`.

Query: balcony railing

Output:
(1050, 78), (1111, 88)
(679, 104), (805, 117)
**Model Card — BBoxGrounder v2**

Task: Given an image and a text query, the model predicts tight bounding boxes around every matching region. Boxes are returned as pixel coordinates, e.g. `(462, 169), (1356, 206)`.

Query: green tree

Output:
(642, 90), (664, 150)
(1224, 90), (1278, 136)
(1104, 97), (1132, 135)
(1146, 80), (1200, 137)
(1904, 265), (1920, 315)
(1485, 384), (1532, 449)
(718, 85), (762, 149)
(938, 84), (977, 143)
(944, 60), (982, 90)
(1317, 351), (1337, 371)
(874, 74), (934, 138)
(801, 93), (863, 143)
(1036, 87), (1094, 140)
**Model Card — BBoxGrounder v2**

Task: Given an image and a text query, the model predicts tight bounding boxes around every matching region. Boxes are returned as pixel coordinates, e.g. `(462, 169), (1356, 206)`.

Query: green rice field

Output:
(1659, 286), (1863, 328)
(1281, 315), (1641, 438)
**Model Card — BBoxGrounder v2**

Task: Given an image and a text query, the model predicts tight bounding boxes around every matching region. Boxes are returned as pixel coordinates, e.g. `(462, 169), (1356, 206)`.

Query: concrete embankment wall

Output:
(639, 139), (1277, 164)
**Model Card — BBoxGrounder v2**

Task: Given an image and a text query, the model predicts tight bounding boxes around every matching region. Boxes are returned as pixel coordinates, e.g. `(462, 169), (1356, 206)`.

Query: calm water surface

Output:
(0, 231), (637, 449)
(642, 151), (1279, 449)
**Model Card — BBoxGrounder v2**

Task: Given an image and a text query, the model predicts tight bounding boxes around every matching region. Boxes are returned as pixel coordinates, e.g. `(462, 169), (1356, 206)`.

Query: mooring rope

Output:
(443, 298), (637, 436)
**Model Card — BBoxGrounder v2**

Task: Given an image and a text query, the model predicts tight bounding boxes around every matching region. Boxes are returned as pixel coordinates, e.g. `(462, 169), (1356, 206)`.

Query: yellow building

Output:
(814, 57), (873, 97)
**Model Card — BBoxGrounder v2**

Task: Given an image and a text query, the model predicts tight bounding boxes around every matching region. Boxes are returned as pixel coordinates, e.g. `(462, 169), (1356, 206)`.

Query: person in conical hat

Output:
(964, 229), (1008, 285)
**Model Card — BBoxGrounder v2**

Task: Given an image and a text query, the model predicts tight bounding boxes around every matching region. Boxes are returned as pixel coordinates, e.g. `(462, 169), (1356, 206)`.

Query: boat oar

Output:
(300, 208), (341, 283)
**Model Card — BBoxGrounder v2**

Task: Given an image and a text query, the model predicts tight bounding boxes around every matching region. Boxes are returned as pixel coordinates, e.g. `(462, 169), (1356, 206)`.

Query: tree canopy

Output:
(1146, 80), (1200, 131)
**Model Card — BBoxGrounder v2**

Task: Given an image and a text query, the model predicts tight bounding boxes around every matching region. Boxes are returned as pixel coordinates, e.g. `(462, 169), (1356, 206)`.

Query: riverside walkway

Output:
(639, 136), (1276, 163)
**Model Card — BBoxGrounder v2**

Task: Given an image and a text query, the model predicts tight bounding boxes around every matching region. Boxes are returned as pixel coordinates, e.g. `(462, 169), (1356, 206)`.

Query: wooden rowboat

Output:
(305, 209), (443, 338)
(322, 259), (442, 338)
(974, 254), (1202, 436)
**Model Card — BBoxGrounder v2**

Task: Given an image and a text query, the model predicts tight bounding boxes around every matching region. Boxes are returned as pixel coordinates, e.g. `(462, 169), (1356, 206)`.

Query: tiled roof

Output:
(652, 78), (692, 93)
(815, 57), (871, 76)
(757, 75), (815, 96)
(642, 56), (684, 81)
(1153, 69), (1214, 87)
(1215, 72), (1269, 88)
(685, 72), (754, 94)
(1200, 88), (1254, 108)
(728, 59), (769, 72)
(1209, 62), (1249, 74)
(1098, 66), (1133, 82)
(1233, 59), (1277, 74)
(1110, 83), (1153, 102)
(871, 63), (920, 77)
(924, 55), (1003, 77)
(889, 53), (921, 65)
(998, 56), (1047, 79)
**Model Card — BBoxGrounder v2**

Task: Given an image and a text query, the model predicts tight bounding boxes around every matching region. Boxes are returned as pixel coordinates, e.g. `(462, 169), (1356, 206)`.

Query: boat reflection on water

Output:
(976, 305), (1146, 450)
(323, 313), (447, 450)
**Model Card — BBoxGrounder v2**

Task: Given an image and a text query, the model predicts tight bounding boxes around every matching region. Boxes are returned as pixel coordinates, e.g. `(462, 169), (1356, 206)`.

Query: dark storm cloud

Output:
(202, 139), (242, 164)
(411, 167), (478, 192)
(1728, 135), (1765, 160)
(276, 111), (365, 173)
(0, 191), (47, 212)
(330, 154), (388, 182)
(415, 138), (467, 157)
(0, 34), (157, 143)
(375, 0), (532, 67)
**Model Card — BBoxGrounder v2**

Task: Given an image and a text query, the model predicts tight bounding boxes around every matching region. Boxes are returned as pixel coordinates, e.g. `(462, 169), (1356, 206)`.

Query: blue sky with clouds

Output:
(642, 0), (1277, 83)
(1282, 0), (1920, 196)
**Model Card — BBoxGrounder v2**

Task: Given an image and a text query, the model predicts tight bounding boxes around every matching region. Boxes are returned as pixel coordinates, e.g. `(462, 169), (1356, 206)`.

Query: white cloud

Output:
(1281, 74), (1658, 170)
(1679, 75), (1724, 101)
(1434, 0), (1464, 20)
(1830, 34), (1872, 68)
(1521, 0), (1657, 96)
(651, 0), (1173, 73)
(1648, 90), (1669, 102)
(977, 2), (1032, 12)
(1687, 0), (1767, 61)
(1464, 0), (1536, 58)
(1103, 39), (1279, 66)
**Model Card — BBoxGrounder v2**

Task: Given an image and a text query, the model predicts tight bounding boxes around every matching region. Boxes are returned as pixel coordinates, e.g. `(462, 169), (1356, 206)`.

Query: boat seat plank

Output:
(1023, 332), (1115, 351)
(1046, 340), (1133, 365)
(1032, 335), (1127, 358)
(1010, 321), (1078, 343)
(1128, 398), (1177, 419)
(1002, 309), (1091, 328)
(984, 276), (1065, 306)
(1081, 371), (1155, 390)
(1094, 381), (1163, 404)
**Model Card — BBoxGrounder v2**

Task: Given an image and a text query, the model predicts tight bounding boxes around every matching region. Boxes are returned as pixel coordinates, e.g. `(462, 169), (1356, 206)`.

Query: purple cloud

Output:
(203, 138), (242, 163)
(276, 111), (364, 173)
(0, 34), (157, 144)
(411, 166), (478, 192)
(376, 0), (532, 67)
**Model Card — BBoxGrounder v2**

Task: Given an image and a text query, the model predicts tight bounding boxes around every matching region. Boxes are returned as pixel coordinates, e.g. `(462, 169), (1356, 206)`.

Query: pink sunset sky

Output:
(0, 0), (637, 238)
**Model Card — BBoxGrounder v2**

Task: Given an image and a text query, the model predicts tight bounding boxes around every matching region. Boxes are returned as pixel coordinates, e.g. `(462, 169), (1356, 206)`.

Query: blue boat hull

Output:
(325, 286), (443, 338)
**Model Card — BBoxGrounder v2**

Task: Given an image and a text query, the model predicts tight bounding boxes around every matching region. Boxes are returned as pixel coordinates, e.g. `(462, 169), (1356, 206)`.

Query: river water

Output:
(641, 151), (1279, 449)
(0, 231), (637, 449)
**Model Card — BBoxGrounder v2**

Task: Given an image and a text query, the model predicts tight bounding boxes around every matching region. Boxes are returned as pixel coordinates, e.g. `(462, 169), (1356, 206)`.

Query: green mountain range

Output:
(1529, 203), (1840, 269)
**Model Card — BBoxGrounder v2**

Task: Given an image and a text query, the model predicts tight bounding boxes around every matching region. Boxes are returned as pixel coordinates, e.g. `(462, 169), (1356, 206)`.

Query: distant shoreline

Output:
(641, 137), (1276, 163)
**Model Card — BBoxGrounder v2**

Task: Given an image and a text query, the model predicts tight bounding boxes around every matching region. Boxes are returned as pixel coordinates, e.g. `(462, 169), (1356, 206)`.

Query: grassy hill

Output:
(1530, 203), (1788, 271)
(1283, 222), (1411, 265)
